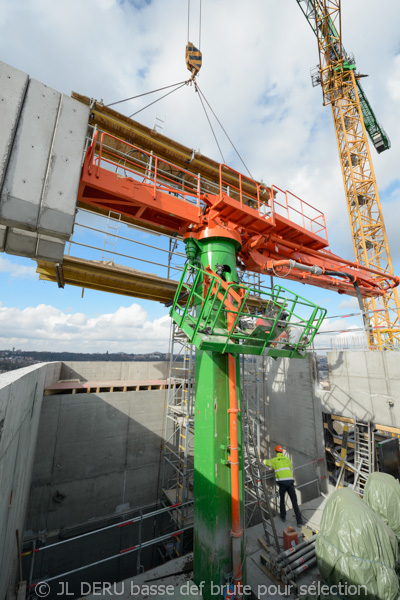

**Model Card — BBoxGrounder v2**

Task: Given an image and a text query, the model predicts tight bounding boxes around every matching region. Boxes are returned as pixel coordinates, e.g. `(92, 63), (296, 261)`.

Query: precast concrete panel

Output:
(0, 62), (29, 192)
(0, 79), (61, 230)
(5, 227), (37, 258)
(0, 225), (7, 251)
(36, 234), (65, 262)
(38, 95), (89, 239)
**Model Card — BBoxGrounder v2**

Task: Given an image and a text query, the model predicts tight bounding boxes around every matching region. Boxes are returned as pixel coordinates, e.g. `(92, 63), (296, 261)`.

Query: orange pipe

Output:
(228, 353), (243, 598)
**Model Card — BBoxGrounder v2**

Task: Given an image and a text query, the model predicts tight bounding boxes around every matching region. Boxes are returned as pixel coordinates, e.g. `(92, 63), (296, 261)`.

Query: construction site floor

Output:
(246, 494), (327, 598)
(78, 496), (327, 599)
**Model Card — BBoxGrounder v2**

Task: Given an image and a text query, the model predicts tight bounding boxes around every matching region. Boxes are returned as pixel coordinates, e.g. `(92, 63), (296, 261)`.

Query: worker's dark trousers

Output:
(278, 480), (302, 523)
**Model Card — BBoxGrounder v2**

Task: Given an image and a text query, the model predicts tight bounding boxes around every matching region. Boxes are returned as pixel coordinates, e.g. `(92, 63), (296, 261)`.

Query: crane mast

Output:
(298, 0), (400, 350)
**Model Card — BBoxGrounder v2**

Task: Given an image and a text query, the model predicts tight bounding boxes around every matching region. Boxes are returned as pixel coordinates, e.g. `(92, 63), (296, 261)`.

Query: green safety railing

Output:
(170, 263), (326, 358)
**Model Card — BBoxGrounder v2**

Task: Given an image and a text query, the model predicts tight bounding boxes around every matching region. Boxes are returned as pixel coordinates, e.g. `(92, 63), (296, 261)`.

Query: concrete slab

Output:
(38, 94), (89, 239)
(0, 61), (29, 192)
(0, 79), (61, 230)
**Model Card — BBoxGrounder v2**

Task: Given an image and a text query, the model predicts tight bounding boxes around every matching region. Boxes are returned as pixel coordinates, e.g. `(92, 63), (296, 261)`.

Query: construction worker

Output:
(262, 445), (303, 526)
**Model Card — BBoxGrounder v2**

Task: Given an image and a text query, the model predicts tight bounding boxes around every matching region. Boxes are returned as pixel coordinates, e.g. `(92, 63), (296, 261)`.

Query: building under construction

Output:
(1, 3), (400, 599)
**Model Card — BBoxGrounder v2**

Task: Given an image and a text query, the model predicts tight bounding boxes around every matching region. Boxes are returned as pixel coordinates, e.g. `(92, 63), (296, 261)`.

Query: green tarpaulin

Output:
(363, 472), (400, 537)
(314, 488), (399, 600)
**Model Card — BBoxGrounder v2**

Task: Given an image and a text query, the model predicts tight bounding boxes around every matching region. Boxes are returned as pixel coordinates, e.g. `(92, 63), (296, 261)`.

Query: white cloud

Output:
(0, 303), (171, 352)
(0, 0), (399, 345)
(0, 256), (36, 278)
(337, 297), (361, 312)
(313, 316), (366, 351)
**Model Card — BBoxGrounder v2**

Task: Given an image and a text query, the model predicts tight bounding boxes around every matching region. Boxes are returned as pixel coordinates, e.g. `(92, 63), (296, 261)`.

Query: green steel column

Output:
(188, 236), (245, 599)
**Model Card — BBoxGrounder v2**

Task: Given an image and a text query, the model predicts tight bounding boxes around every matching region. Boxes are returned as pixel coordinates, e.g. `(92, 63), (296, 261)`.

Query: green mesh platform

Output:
(170, 263), (326, 357)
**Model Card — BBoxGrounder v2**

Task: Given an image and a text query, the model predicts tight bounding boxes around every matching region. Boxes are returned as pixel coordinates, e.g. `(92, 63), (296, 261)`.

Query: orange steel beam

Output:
(77, 131), (399, 299)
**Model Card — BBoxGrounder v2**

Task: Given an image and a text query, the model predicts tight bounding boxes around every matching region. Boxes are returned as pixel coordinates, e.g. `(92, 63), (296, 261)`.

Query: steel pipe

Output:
(272, 534), (317, 564)
(281, 556), (317, 584)
(282, 542), (316, 566)
(283, 547), (315, 572)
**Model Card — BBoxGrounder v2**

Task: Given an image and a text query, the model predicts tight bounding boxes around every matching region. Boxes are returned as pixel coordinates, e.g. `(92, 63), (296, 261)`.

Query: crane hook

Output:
(186, 42), (202, 81)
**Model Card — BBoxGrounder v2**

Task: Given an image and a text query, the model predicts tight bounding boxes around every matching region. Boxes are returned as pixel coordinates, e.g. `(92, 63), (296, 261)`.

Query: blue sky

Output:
(0, 0), (399, 352)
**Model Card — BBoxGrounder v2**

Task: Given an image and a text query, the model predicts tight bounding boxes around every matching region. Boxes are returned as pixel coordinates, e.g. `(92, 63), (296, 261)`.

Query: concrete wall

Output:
(59, 361), (169, 382)
(260, 354), (327, 503)
(25, 389), (166, 535)
(318, 351), (400, 427)
(0, 363), (59, 599)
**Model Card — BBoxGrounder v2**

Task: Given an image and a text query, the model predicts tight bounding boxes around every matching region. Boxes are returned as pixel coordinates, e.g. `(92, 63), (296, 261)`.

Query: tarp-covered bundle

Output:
(315, 488), (399, 600)
(363, 472), (400, 537)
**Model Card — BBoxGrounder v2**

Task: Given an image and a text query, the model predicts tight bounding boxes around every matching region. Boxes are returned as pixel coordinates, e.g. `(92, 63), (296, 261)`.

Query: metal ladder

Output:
(242, 400), (280, 553)
(353, 419), (372, 494)
(101, 211), (122, 262)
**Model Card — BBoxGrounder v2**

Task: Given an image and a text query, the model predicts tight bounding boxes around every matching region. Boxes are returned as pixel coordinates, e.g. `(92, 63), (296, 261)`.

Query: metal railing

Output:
(87, 130), (203, 212)
(24, 501), (194, 590)
(271, 185), (328, 240)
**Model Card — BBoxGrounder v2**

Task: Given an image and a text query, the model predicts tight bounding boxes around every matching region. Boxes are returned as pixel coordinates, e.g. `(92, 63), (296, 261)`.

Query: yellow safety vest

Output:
(263, 452), (294, 481)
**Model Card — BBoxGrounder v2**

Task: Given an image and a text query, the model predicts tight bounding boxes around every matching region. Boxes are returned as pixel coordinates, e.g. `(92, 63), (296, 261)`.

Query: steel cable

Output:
(106, 80), (190, 108)
(128, 81), (189, 119)
(195, 84), (253, 179)
(194, 82), (225, 163)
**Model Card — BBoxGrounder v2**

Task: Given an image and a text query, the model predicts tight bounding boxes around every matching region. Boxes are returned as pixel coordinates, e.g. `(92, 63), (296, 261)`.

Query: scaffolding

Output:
(159, 321), (195, 557)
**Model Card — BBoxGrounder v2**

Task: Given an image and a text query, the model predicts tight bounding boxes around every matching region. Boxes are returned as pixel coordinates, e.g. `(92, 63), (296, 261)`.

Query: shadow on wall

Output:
(323, 383), (374, 422)
(22, 388), (181, 598)
(261, 355), (328, 504)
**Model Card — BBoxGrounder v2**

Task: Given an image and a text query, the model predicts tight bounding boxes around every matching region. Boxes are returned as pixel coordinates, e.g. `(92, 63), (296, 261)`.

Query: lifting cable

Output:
(105, 81), (189, 108)
(127, 81), (189, 119)
(187, 0), (202, 50)
(195, 83), (226, 164)
(195, 83), (254, 179)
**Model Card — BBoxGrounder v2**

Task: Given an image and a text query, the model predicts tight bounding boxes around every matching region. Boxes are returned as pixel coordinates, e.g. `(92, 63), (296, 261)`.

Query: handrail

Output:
(85, 131), (327, 241)
(270, 185), (328, 241)
(86, 131), (202, 211)
(219, 164), (261, 209)
(219, 164), (273, 223)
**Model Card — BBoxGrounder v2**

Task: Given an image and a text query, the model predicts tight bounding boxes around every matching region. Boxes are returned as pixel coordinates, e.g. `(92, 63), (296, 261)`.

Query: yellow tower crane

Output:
(297, 0), (400, 350)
